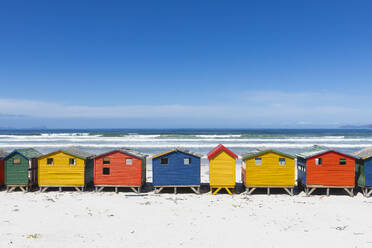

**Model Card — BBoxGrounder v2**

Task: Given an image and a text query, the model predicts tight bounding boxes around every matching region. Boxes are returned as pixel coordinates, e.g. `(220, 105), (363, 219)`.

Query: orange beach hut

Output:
(94, 148), (147, 193)
(297, 145), (356, 196)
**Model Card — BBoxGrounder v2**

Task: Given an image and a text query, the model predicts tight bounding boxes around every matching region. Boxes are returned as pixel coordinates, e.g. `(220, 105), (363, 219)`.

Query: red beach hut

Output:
(0, 149), (8, 185)
(94, 148), (147, 193)
(297, 145), (356, 196)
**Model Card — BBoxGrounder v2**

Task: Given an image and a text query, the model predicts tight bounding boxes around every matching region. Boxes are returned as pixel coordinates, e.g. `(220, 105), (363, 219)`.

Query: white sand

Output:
(1, 165), (371, 248)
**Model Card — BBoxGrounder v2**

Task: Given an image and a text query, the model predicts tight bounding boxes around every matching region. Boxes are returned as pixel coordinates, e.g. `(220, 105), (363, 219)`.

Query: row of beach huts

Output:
(0, 144), (372, 197)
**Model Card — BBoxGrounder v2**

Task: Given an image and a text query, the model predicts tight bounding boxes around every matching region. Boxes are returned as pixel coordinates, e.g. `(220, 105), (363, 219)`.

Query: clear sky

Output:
(0, 1), (372, 128)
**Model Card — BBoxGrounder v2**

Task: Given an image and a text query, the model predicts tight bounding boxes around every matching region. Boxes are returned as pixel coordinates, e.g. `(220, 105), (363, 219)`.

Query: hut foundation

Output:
(39, 186), (84, 192)
(245, 186), (294, 196)
(154, 185), (200, 194)
(6, 185), (29, 193)
(304, 185), (354, 197)
(210, 187), (233, 195)
(94, 185), (142, 194)
(361, 187), (372, 197)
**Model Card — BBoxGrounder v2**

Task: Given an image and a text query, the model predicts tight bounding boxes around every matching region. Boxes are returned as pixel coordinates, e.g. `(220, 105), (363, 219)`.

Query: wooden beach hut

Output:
(0, 149), (8, 186)
(208, 144), (238, 195)
(38, 147), (94, 192)
(353, 147), (372, 197)
(94, 148), (147, 193)
(242, 149), (295, 196)
(297, 145), (356, 196)
(152, 148), (201, 194)
(3, 148), (42, 192)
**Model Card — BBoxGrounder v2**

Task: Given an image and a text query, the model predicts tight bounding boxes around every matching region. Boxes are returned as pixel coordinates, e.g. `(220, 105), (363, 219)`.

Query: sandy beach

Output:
(1, 165), (372, 248)
(1, 190), (372, 248)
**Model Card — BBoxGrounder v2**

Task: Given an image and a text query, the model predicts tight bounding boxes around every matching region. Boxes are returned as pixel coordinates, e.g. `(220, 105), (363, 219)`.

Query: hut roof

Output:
(297, 145), (356, 159)
(242, 148), (295, 161)
(4, 148), (43, 160)
(17, 148), (43, 158)
(353, 147), (372, 159)
(62, 147), (93, 159)
(39, 147), (93, 160)
(152, 147), (201, 159)
(95, 148), (147, 160)
(0, 149), (8, 158)
(207, 144), (238, 160)
(296, 145), (330, 159)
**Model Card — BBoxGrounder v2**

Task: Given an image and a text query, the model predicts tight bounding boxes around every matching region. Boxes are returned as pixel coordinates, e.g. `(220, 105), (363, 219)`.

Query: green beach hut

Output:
(4, 148), (43, 192)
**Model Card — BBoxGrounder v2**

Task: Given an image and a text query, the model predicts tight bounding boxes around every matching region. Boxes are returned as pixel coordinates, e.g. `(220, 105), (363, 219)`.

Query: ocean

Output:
(0, 128), (372, 158)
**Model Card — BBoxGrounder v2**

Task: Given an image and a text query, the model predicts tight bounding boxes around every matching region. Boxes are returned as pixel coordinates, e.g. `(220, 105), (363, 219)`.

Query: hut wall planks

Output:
(364, 158), (372, 187)
(38, 151), (85, 186)
(94, 151), (144, 186)
(306, 151), (355, 186)
(243, 152), (295, 186)
(4, 153), (29, 185)
(356, 157), (372, 187)
(0, 159), (4, 185)
(152, 151), (200, 186)
(209, 151), (236, 187)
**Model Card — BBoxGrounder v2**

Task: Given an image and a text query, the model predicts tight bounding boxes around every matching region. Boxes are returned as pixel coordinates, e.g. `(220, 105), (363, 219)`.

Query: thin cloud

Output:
(0, 90), (370, 126)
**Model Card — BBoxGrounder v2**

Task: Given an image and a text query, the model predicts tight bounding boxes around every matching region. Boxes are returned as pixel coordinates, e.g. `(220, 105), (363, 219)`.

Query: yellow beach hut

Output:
(242, 149), (295, 195)
(207, 144), (238, 195)
(38, 147), (94, 192)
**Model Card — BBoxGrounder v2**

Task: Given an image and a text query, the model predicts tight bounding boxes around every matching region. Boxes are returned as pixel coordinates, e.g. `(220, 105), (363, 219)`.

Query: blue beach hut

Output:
(353, 147), (372, 197)
(152, 148), (201, 194)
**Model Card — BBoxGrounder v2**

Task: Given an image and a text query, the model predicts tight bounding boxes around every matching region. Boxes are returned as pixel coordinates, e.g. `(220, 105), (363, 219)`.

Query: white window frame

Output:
(13, 158), (21, 165)
(255, 158), (262, 165)
(184, 158), (191, 165)
(126, 158), (133, 165)
(315, 158), (322, 165)
(279, 158), (286, 165)
(339, 158), (347, 165)
(69, 158), (76, 165)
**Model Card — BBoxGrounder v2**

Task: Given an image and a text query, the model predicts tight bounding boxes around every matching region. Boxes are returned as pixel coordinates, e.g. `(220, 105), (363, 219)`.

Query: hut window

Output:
(47, 158), (54, 165)
(279, 158), (286, 165)
(13, 158), (21, 164)
(102, 167), (110, 175)
(69, 158), (76, 165)
(315, 158), (322, 165)
(103, 158), (110, 164)
(255, 158), (262, 165)
(160, 157), (168, 165)
(184, 158), (191, 165)
(340, 158), (347, 165)
(126, 158), (133, 165)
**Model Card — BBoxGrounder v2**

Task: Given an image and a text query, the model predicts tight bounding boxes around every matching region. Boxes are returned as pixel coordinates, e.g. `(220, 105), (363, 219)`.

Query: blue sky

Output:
(0, 1), (372, 128)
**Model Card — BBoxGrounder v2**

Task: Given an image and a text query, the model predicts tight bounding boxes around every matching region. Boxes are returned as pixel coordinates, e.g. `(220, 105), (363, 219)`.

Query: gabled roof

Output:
(4, 148), (43, 160)
(17, 148), (43, 158)
(296, 145), (329, 159)
(296, 145), (356, 160)
(152, 147), (201, 159)
(39, 147), (93, 160)
(0, 149), (8, 158)
(95, 148), (147, 160)
(207, 144), (238, 160)
(242, 148), (295, 161)
(353, 147), (372, 159)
